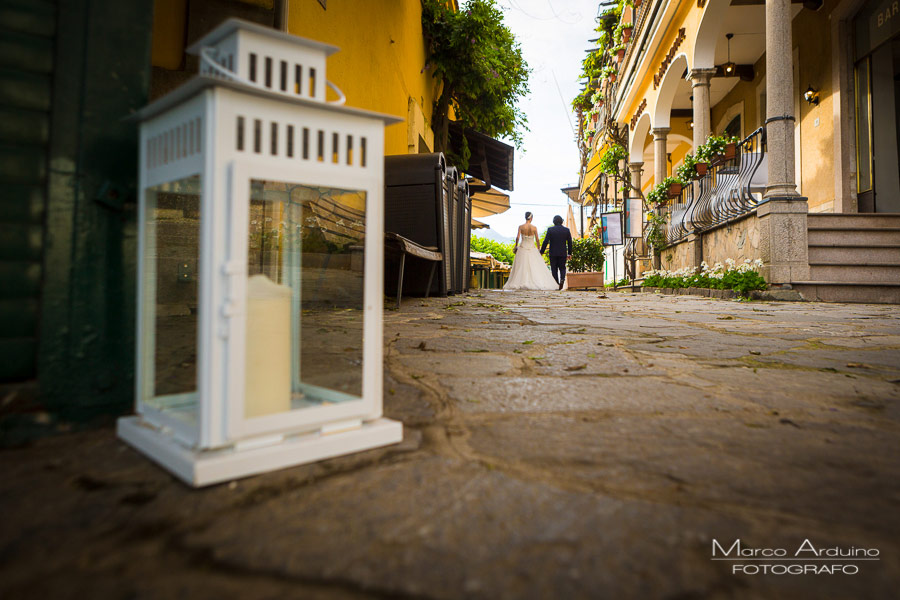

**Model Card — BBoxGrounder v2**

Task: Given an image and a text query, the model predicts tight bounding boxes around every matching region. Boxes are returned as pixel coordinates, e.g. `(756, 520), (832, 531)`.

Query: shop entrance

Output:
(854, 0), (900, 213)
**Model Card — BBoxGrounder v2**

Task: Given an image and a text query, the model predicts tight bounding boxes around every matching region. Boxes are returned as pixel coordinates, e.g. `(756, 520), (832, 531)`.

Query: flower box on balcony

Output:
(623, 26), (633, 44)
(695, 162), (708, 177)
(616, 48), (625, 61)
(607, 73), (617, 83)
(723, 142), (736, 160)
(666, 182), (683, 198)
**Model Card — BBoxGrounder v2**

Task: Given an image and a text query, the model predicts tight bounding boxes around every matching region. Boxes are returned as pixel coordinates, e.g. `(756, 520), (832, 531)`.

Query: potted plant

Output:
(695, 159), (709, 177)
(675, 153), (698, 181)
(697, 134), (740, 164)
(602, 65), (617, 83)
(599, 144), (628, 176)
(566, 230), (605, 289)
(723, 135), (740, 160)
(659, 175), (683, 198)
(646, 181), (668, 207)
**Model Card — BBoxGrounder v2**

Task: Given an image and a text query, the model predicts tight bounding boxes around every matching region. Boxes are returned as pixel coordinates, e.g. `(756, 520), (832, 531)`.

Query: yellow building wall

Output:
(794, 5), (835, 213)
(623, 2), (702, 127)
(286, 1), (438, 156)
(707, 8), (836, 213)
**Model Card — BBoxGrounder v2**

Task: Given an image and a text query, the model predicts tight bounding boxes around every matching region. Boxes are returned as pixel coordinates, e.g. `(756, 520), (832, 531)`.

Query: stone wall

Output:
(701, 212), (760, 266)
(660, 235), (696, 272)
(659, 210), (760, 272)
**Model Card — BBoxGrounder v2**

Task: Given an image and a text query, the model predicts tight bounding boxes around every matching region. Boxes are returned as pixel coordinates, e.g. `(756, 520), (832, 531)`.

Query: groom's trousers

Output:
(549, 256), (567, 285)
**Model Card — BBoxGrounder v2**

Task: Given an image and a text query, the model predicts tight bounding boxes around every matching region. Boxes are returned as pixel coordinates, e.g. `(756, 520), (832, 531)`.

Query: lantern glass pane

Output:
(144, 175), (201, 423)
(244, 180), (365, 419)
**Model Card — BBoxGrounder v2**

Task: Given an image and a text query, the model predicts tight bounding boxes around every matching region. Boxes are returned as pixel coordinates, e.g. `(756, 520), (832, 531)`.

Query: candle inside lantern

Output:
(244, 274), (292, 418)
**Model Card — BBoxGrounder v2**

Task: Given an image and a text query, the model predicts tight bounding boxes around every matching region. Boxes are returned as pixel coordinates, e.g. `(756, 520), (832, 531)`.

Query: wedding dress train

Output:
(503, 235), (559, 291)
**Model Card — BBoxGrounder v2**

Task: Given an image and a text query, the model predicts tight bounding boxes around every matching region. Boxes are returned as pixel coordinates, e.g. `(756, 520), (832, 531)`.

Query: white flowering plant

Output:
(642, 258), (766, 296)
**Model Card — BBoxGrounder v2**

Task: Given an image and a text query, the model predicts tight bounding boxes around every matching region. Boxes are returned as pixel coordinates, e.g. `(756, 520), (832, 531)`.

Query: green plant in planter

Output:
(599, 144), (628, 175)
(696, 134), (731, 162)
(568, 236), (605, 273)
(675, 153), (698, 182)
(646, 176), (684, 207)
(572, 88), (593, 112)
(646, 182), (668, 206)
(614, 22), (626, 46)
(602, 64), (618, 79)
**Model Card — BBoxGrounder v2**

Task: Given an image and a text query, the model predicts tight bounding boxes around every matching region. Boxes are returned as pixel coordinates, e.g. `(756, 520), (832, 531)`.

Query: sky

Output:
(476, 0), (598, 240)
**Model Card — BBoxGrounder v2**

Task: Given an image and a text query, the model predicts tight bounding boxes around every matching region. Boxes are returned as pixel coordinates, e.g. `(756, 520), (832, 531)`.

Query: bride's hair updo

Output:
(525, 212), (532, 221)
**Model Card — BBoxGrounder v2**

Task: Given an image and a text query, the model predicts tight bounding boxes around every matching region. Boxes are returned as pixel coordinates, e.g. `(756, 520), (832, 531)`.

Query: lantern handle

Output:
(326, 80), (346, 105)
(199, 46), (346, 105)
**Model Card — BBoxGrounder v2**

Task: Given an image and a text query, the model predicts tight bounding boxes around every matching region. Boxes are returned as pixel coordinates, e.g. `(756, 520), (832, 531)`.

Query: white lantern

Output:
(118, 19), (403, 486)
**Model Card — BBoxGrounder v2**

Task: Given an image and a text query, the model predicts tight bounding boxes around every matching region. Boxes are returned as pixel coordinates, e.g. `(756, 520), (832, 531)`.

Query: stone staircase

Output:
(792, 213), (900, 304)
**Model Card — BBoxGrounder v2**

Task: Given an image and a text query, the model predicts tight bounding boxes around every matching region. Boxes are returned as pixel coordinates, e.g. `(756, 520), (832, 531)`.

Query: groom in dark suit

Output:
(540, 215), (574, 290)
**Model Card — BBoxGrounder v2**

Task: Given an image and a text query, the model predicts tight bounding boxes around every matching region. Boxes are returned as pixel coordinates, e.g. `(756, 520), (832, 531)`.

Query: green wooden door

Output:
(0, 0), (55, 381)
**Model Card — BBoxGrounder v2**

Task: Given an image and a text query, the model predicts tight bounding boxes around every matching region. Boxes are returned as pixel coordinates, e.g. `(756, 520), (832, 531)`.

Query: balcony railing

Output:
(664, 127), (768, 244)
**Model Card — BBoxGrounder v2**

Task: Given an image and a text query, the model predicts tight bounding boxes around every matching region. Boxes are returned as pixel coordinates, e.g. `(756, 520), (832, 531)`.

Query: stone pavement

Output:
(1, 290), (899, 599)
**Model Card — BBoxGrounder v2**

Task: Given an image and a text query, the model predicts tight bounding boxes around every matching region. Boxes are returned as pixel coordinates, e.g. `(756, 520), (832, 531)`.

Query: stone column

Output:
(689, 68), (717, 150)
(628, 161), (647, 265)
(652, 127), (669, 185)
(628, 161), (643, 194)
(765, 0), (800, 199)
(759, 0), (810, 284)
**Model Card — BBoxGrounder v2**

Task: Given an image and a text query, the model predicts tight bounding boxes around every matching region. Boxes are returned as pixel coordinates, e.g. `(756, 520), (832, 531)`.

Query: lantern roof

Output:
(128, 75), (403, 125)
(185, 17), (340, 57)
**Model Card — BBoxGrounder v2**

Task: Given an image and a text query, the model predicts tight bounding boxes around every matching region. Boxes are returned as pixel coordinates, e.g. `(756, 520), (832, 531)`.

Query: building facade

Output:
(1, 0), (514, 424)
(577, 0), (900, 301)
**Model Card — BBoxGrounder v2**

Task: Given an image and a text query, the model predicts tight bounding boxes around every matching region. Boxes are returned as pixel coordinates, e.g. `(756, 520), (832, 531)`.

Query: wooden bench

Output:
(384, 232), (442, 308)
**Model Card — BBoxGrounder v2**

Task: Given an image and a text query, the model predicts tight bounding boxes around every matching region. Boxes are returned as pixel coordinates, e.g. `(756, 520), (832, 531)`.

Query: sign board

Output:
(624, 198), (643, 238)
(600, 211), (624, 246)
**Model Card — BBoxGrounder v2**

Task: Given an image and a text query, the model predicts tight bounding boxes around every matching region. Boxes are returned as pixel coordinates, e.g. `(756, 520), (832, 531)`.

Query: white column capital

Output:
(689, 68), (717, 88)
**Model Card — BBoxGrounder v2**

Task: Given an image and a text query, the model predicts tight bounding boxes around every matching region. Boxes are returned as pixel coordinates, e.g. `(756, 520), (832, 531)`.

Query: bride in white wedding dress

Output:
(503, 212), (560, 291)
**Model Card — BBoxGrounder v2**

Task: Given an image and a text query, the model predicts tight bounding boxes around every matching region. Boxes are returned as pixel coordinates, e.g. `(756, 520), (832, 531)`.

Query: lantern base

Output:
(117, 416), (403, 487)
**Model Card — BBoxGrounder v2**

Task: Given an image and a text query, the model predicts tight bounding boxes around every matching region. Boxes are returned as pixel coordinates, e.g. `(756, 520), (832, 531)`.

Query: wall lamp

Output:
(803, 84), (819, 106)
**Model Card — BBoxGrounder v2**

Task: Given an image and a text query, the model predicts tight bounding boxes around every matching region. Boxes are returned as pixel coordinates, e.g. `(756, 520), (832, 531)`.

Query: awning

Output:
(565, 204), (580, 239)
(579, 147), (603, 199)
(471, 218), (490, 229)
(470, 250), (510, 270)
(469, 180), (510, 219)
(447, 121), (514, 191)
(561, 185), (581, 205)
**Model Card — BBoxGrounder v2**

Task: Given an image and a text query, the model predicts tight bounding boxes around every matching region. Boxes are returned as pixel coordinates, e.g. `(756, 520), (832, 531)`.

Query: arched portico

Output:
(693, 0), (729, 70)
(630, 112), (652, 164)
(652, 53), (689, 130)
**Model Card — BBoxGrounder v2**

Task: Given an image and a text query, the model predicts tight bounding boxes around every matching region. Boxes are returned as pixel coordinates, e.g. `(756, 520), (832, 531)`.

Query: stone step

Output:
(807, 227), (900, 246)
(808, 244), (900, 263)
(809, 262), (900, 283)
(808, 213), (900, 228)
(792, 282), (900, 304)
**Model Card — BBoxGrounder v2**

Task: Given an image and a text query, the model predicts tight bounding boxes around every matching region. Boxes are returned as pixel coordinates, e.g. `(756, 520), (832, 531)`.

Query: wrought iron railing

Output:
(664, 126), (767, 245)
